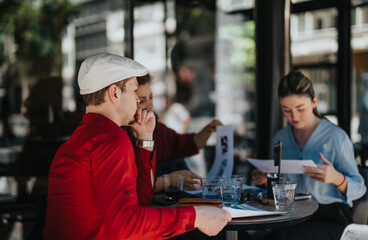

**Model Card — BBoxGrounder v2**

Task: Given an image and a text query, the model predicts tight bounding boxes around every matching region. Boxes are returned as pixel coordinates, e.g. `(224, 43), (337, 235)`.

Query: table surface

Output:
(152, 192), (319, 231)
(225, 198), (319, 231)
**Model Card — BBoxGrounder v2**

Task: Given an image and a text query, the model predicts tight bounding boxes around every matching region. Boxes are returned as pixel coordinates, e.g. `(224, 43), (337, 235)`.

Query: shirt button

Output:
(125, 190), (130, 194)
(186, 225), (190, 230)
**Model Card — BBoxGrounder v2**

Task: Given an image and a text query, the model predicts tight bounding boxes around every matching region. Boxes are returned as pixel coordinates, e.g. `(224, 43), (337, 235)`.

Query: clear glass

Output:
(164, 175), (184, 201)
(220, 177), (242, 206)
(200, 177), (222, 200)
(272, 181), (297, 211)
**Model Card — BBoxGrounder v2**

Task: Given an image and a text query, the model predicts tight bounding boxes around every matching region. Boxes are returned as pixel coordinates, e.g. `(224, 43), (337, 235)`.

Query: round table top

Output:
(225, 199), (319, 231)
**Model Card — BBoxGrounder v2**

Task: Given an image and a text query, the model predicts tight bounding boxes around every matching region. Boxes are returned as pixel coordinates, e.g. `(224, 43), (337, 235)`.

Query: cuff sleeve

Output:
(135, 146), (156, 206)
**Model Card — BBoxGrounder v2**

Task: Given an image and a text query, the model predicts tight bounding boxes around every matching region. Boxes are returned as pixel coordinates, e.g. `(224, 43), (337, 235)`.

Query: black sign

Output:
(273, 141), (282, 167)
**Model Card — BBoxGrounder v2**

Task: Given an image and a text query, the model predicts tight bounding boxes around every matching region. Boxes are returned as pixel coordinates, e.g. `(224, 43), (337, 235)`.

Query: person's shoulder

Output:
(320, 119), (347, 136)
(272, 126), (290, 143)
(156, 121), (167, 129)
(319, 119), (350, 142)
(156, 121), (178, 133)
(82, 114), (127, 141)
(274, 126), (289, 138)
(155, 121), (182, 140)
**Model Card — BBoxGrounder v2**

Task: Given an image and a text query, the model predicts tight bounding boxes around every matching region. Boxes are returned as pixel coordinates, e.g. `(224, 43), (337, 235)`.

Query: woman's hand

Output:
(154, 170), (201, 193)
(303, 153), (346, 193)
(169, 170), (201, 190)
(251, 169), (267, 186)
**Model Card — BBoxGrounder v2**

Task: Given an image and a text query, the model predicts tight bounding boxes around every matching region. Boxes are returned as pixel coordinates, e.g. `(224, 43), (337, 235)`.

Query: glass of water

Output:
(220, 177), (242, 206)
(200, 177), (222, 200)
(272, 181), (297, 211)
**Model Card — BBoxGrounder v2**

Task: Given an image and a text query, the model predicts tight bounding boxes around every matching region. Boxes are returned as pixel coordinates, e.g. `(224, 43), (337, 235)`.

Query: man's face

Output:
(118, 77), (140, 125)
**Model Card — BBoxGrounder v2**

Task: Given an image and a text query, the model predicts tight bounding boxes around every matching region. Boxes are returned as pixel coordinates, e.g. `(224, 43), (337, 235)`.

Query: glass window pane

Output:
(133, 1), (256, 179)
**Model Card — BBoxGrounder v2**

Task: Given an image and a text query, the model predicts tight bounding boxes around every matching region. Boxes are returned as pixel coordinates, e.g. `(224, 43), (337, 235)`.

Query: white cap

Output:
(78, 53), (148, 95)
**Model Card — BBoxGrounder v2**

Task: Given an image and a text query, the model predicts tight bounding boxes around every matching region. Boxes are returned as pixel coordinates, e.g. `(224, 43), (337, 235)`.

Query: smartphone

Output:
(295, 193), (312, 200)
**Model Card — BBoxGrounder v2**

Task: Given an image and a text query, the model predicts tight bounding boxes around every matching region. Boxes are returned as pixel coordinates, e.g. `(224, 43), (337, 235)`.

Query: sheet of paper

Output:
(247, 158), (317, 174)
(223, 207), (286, 218)
(207, 125), (234, 178)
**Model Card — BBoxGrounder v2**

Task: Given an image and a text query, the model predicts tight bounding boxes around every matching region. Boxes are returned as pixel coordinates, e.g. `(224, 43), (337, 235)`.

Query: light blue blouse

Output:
(273, 119), (366, 207)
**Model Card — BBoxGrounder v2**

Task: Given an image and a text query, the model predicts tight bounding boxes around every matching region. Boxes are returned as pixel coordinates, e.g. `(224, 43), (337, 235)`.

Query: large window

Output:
(291, 8), (338, 122)
(134, 0), (256, 178)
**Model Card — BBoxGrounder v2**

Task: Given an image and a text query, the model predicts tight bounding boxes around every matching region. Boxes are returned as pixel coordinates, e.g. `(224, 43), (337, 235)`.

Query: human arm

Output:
(154, 122), (199, 162)
(193, 119), (222, 149)
(302, 134), (366, 205)
(131, 109), (156, 204)
(154, 170), (201, 193)
(303, 153), (347, 195)
(131, 108), (156, 151)
(193, 206), (232, 236)
(93, 134), (200, 239)
(135, 147), (156, 205)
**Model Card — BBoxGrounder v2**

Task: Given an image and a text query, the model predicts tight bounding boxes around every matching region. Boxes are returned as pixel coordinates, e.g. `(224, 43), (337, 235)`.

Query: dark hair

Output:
(137, 74), (151, 85)
(278, 71), (324, 119)
(82, 79), (127, 106)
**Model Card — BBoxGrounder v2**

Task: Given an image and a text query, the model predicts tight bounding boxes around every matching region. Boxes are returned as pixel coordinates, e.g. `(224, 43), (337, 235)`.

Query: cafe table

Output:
(224, 198), (319, 240)
(152, 192), (318, 240)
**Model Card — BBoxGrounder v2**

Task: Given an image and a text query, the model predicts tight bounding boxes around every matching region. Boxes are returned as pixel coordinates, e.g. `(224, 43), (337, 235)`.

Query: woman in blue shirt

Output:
(261, 71), (366, 240)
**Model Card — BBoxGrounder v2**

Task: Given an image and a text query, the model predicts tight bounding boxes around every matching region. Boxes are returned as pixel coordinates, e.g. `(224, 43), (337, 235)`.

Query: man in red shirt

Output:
(43, 53), (231, 239)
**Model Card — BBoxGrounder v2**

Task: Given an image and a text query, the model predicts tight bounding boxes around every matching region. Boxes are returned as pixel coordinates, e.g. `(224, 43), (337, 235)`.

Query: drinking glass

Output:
(272, 181), (297, 211)
(200, 177), (222, 200)
(164, 175), (184, 202)
(220, 177), (242, 206)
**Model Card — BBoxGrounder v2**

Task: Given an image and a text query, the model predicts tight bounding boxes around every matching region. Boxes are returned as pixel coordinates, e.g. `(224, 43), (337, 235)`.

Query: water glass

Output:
(220, 177), (242, 206)
(164, 175), (184, 202)
(231, 175), (245, 186)
(272, 181), (297, 211)
(200, 177), (222, 200)
(267, 173), (281, 199)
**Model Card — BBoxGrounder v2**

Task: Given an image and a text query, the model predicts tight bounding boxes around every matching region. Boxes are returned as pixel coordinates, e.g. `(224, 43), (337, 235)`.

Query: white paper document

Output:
(223, 207), (285, 218)
(247, 158), (317, 174)
(207, 125), (234, 178)
(184, 125), (234, 196)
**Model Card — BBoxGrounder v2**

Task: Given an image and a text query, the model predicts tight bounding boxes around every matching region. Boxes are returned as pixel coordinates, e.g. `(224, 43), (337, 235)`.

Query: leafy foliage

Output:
(0, 0), (79, 77)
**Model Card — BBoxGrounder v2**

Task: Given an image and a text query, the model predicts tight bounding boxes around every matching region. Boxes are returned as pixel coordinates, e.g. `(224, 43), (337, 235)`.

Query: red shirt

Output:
(126, 122), (199, 164)
(44, 113), (195, 239)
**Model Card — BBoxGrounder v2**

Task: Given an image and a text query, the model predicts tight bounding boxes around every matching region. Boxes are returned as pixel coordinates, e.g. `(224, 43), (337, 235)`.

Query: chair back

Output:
(340, 223), (368, 240)
(351, 166), (368, 224)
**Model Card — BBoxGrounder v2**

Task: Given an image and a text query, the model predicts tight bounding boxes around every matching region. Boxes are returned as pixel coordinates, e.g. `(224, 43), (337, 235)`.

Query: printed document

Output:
(247, 158), (317, 174)
(207, 125), (234, 178)
(224, 206), (285, 218)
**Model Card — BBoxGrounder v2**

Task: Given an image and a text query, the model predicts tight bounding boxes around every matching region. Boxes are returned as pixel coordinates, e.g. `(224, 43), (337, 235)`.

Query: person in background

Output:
(358, 73), (368, 167)
(163, 93), (191, 134)
(43, 53), (231, 239)
(125, 74), (223, 192)
(252, 71), (366, 240)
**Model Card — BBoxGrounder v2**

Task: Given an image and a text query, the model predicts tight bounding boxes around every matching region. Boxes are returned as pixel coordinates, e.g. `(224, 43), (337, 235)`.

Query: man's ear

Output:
(106, 84), (119, 103)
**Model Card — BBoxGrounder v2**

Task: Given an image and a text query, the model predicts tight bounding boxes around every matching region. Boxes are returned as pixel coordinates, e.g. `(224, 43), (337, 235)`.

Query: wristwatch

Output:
(136, 139), (155, 148)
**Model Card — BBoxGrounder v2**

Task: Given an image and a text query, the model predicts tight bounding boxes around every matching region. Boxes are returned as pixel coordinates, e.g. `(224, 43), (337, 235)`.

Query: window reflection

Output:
(133, 1), (256, 178)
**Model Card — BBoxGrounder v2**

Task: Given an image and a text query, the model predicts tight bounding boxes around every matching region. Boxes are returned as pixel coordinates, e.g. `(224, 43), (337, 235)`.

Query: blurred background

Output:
(0, 0), (368, 238)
